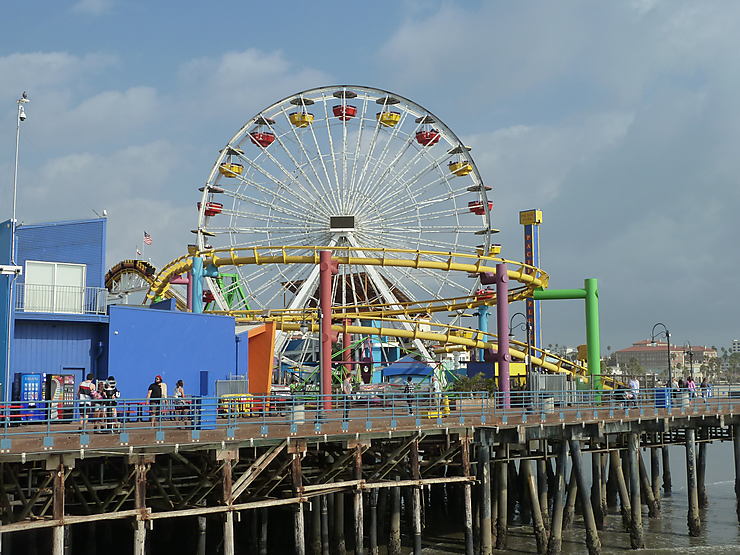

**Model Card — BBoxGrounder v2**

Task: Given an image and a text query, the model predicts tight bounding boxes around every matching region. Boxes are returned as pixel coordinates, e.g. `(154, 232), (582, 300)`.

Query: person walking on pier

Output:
(627, 376), (640, 407)
(342, 373), (353, 421)
(78, 373), (95, 429)
(431, 374), (442, 414)
(404, 376), (416, 415)
(687, 376), (697, 400)
(147, 375), (164, 427)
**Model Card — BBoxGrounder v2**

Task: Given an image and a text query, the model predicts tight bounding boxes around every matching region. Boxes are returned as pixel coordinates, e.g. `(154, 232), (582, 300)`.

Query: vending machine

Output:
(45, 374), (76, 421)
(11, 373), (45, 421)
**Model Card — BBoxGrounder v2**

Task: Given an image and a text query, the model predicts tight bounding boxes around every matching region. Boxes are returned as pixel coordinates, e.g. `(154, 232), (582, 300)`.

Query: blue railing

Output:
(1, 387), (737, 449)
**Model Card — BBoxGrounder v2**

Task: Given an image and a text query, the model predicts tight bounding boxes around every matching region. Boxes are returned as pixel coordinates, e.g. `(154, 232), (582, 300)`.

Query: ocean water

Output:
(422, 441), (739, 553)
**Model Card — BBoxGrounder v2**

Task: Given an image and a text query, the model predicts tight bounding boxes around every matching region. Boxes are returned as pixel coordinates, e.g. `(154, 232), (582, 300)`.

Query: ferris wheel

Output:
(195, 85), (495, 352)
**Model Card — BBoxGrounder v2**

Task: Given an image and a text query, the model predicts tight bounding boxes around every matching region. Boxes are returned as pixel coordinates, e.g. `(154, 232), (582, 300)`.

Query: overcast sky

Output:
(1, 1), (738, 351)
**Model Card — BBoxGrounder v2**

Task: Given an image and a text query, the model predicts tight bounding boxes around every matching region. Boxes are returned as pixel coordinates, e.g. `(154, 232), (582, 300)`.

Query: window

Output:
(25, 261), (86, 313)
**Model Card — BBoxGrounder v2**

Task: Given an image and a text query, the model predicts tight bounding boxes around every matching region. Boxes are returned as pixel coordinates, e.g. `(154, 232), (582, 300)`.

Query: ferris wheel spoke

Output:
(319, 98), (342, 209)
(273, 106), (340, 212)
(369, 168), (456, 217)
(223, 177), (326, 222)
(355, 228), (461, 253)
(348, 98), (381, 209)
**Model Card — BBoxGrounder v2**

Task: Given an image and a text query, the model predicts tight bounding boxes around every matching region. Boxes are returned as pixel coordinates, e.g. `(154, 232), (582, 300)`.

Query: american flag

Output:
(143, 231), (153, 245)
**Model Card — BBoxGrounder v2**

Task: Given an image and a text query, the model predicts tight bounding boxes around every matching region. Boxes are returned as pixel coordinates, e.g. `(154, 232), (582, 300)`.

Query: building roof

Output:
(616, 340), (716, 354)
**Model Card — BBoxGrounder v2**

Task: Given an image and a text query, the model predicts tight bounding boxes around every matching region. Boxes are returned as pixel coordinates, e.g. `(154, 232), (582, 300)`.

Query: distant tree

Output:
(625, 357), (644, 377)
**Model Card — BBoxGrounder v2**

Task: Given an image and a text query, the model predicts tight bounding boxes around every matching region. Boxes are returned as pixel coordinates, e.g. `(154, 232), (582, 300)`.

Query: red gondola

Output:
(333, 105), (357, 121)
(475, 288), (495, 299)
(202, 290), (216, 303)
(415, 129), (441, 146)
(468, 201), (493, 215)
(198, 202), (224, 217)
(249, 131), (275, 148)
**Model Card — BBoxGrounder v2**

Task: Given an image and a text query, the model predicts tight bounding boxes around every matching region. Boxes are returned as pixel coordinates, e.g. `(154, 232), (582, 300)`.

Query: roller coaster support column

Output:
(533, 279), (602, 391)
(495, 263), (511, 408)
(319, 251), (339, 410)
(190, 256), (219, 314)
(477, 306), (489, 362)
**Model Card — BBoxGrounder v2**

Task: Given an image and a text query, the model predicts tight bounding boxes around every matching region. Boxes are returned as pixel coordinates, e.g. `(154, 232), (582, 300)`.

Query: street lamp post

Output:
(4, 92), (29, 403)
(651, 323), (672, 385)
(509, 312), (532, 389)
(684, 342), (694, 378)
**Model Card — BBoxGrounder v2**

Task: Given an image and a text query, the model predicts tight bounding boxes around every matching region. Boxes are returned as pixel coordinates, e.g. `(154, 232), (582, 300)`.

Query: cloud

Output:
(71, 0), (114, 16)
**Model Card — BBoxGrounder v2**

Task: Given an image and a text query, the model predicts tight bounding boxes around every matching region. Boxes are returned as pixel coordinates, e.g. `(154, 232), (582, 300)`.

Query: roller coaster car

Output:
(333, 105), (357, 121)
(449, 161), (473, 176)
(289, 112), (314, 128)
(249, 131), (275, 147)
(219, 163), (243, 177)
(416, 130), (441, 146)
(197, 202), (223, 217)
(376, 111), (401, 127)
(474, 289), (495, 299)
(468, 200), (493, 215)
(475, 244), (501, 256)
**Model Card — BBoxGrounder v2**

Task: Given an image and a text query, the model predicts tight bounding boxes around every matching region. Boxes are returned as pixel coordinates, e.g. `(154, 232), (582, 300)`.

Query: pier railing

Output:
(1, 387), (738, 450)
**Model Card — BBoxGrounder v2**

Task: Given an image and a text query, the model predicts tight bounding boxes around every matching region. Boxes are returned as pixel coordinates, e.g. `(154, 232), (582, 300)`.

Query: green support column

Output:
(584, 279), (601, 392)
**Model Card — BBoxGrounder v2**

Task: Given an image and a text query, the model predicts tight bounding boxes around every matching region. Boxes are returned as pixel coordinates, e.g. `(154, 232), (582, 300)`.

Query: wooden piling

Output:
(461, 439), (474, 555)
(627, 432), (644, 549)
(591, 448), (605, 530)
(685, 428), (701, 537)
(496, 446), (508, 550)
(310, 500), (321, 555)
(609, 448), (631, 531)
(697, 434), (708, 509)
(546, 441), (567, 555)
(522, 458), (548, 554)
(538, 440), (550, 530)
(259, 508), (268, 555)
(354, 446), (365, 555)
(368, 489), (379, 555)
(606, 451), (618, 511)
(198, 515), (208, 555)
(133, 459), (148, 555)
(291, 454), (306, 555)
(52, 459), (65, 555)
(388, 478), (402, 555)
(650, 444), (661, 504)
(562, 466), (577, 530)
(478, 443), (492, 555)
(320, 496), (330, 555)
(569, 439), (602, 555)
(223, 456), (236, 555)
(637, 450), (660, 518)
(662, 445), (672, 497)
(334, 490), (345, 555)
(410, 440), (423, 554)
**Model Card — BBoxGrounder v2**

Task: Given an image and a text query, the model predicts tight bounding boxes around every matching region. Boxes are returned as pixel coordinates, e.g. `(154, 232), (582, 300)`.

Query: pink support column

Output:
(319, 251), (338, 410)
(495, 263), (511, 408)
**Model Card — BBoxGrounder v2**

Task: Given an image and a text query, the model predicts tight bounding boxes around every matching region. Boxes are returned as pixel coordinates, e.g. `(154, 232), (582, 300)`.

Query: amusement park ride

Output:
(105, 85), (614, 393)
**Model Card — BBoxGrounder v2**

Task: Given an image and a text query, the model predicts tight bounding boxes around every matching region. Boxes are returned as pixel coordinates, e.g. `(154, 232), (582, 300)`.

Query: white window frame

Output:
(24, 261), (87, 314)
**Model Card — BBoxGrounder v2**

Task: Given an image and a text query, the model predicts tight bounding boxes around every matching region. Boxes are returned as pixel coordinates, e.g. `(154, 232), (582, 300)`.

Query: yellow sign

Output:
(519, 209), (543, 226)
(577, 344), (588, 361)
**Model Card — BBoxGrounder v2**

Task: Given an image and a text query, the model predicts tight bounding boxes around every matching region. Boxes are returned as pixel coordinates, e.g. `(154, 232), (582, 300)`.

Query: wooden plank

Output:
(232, 440), (287, 500)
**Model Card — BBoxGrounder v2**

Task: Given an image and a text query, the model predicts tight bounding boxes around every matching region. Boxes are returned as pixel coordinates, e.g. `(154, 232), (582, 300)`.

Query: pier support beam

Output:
(368, 489), (378, 555)
(627, 432), (644, 549)
(662, 444), (672, 497)
(546, 441), (567, 554)
(685, 428), (701, 537)
(389, 478), (401, 555)
(650, 445), (661, 504)
(291, 453), (306, 555)
(259, 508), (268, 555)
(569, 439), (601, 555)
(133, 457), (150, 555)
(461, 439), (474, 555)
(523, 457), (548, 553)
(320, 496), (329, 555)
(562, 466), (577, 530)
(198, 515), (207, 555)
(697, 433), (708, 509)
(478, 443), (492, 555)
(591, 448), (605, 530)
(51, 458), (66, 555)
(638, 452), (660, 518)
(354, 445), (365, 555)
(496, 446), (508, 550)
(334, 490), (345, 555)
(610, 448), (631, 531)
(220, 451), (237, 555)
(310, 499), (321, 555)
(538, 441), (550, 531)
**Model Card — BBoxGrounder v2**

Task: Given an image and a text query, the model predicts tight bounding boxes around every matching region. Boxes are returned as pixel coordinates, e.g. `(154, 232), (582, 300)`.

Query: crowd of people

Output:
(78, 374), (189, 429)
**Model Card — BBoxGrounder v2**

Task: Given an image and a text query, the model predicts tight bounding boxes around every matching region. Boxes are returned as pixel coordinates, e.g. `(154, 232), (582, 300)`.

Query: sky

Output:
(1, 0), (738, 351)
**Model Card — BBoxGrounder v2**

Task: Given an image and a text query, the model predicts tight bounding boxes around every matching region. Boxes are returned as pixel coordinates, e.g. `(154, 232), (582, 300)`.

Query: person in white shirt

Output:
(627, 377), (640, 407)
(78, 373), (95, 428)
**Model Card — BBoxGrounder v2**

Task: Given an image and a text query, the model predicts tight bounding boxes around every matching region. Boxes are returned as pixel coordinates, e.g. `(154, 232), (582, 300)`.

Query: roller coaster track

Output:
(105, 259), (188, 311)
(145, 246), (621, 388)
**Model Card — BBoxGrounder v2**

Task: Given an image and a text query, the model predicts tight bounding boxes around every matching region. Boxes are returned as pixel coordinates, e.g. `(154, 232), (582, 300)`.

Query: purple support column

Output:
(495, 263), (510, 408)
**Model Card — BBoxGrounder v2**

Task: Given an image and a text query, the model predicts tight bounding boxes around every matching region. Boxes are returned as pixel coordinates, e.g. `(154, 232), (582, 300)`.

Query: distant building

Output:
(615, 340), (717, 373)
(731, 339), (740, 354)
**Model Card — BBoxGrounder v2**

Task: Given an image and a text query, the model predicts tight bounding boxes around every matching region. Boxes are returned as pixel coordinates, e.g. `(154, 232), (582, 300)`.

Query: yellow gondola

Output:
(289, 112), (314, 128)
(219, 163), (244, 177)
(376, 111), (401, 127)
(448, 161), (473, 176)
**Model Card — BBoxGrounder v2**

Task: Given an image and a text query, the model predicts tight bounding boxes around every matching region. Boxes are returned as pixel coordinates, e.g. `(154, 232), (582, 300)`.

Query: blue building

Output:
(0, 217), (246, 404)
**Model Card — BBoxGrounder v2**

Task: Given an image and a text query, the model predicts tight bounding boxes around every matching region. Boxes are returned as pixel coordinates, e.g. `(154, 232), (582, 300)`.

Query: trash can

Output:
(291, 403), (306, 425)
(677, 391), (690, 410)
(654, 387), (672, 408)
(541, 397), (555, 414)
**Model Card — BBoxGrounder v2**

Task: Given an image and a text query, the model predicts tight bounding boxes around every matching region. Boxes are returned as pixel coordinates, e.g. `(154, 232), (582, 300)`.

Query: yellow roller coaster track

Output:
(106, 259), (188, 311)
(146, 246), (621, 388)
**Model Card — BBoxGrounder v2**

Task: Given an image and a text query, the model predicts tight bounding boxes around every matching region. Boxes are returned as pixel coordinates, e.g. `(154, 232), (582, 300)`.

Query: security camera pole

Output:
(4, 92), (29, 403)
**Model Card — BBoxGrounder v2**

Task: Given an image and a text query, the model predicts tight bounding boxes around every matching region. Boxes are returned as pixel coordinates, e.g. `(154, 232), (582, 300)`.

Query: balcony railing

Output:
(14, 283), (108, 316)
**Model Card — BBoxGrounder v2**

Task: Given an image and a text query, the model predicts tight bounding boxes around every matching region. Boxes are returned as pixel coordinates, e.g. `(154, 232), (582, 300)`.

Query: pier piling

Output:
(562, 466), (577, 530)
(354, 446), (365, 555)
(478, 443), (493, 555)
(591, 447), (605, 530)
(259, 508), (268, 555)
(650, 444), (661, 504)
(461, 439), (474, 555)
(662, 445), (672, 497)
(610, 448), (632, 531)
(334, 491), (345, 555)
(569, 439), (602, 555)
(523, 456), (548, 553)
(291, 454), (305, 555)
(627, 432), (644, 549)
(369, 489), (378, 555)
(697, 433), (708, 509)
(546, 441), (567, 555)
(638, 451), (660, 518)
(495, 446), (508, 550)
(685, 428), (701, 537)
(388, 478), (401, 555)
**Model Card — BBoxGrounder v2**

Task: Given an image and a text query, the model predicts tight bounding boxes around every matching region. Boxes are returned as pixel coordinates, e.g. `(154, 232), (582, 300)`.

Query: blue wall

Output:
(15, 218), (106, 288)
(13, 320), (107, 385)
(107, 305), (240, 399)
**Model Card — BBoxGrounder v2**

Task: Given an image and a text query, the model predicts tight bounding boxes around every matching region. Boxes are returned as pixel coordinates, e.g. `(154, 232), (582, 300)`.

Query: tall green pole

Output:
(584, 279), (601, 391)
